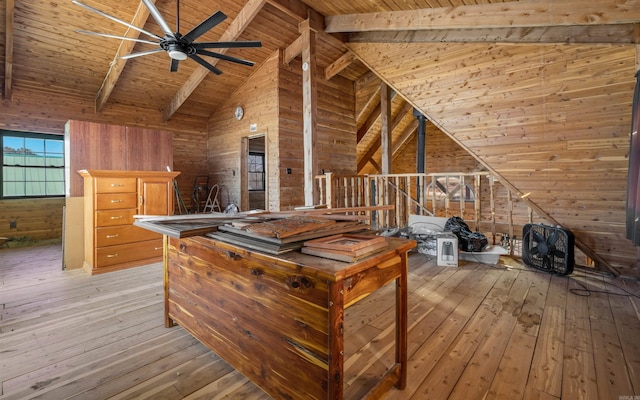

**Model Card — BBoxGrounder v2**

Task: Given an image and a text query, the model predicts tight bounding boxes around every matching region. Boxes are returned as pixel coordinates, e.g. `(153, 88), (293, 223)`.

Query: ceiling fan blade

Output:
(140, 0), (174, 36)
(188, 54), (222, 75)
(182, 11), (227, 44)
(193, 41), (262, 49)
(75, 30), (158, 45)
(197, 50), (255, 67)
(72, 0), (162, 41)
(170, 59), (179, 72)
(120, 48), (164, 60)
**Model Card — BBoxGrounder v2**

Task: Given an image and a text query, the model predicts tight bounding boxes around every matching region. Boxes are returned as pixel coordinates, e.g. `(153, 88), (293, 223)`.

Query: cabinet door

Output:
(138, 177), (173, 216)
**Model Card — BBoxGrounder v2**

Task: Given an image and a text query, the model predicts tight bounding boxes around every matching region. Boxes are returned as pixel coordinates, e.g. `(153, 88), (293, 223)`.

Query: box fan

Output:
(522, 224), (574, 275)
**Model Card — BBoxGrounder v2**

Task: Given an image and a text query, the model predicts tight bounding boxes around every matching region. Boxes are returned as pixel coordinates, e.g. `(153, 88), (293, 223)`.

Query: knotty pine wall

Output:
(0, 87), (209, 245)
(349, 42), (637, 275)
(207, 50), (356, 211)
(0, 198), (65, 244)
(278, 57), (357, 209)
(207, 51), (280, 211)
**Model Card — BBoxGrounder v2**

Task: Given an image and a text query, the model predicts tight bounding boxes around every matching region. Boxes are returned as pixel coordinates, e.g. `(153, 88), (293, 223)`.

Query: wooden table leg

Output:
(396, 252), (409, 389)
(328, 281), (346, 399)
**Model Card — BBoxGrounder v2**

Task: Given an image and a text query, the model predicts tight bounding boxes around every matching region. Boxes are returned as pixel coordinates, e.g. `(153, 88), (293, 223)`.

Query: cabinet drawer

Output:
(96, 209), (136, 227)
(95, 177), (136, 194)
(96, 225), (161, 247)
(96, 193), (137, 210)
(96, 239), (164, 268)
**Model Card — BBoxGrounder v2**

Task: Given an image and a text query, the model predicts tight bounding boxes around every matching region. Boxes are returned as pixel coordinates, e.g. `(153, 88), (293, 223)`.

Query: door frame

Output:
(240, 133), (267, 211)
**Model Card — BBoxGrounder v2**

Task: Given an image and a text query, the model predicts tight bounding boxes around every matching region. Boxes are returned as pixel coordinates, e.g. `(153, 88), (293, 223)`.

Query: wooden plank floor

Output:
(1, 244), (640, 399)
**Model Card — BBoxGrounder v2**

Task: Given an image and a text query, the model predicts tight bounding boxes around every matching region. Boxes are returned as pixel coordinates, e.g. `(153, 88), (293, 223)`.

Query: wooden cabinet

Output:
(79, 170), (179, 274)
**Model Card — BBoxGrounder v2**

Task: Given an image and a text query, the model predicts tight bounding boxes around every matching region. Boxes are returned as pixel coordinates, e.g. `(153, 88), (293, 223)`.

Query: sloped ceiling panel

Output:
(349, 41), (636, 272)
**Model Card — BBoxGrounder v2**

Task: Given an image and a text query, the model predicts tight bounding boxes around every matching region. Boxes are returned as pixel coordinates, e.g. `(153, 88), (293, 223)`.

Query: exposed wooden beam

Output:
(284, 35), (303, 64)
(4, 0), (14, 100)
(368, 158), (381, 174)
(95, 1), (154, 113)
(325, 0), (640, 33)
(357, 99), (411, 173)
(162, 0), (266, 122)
(392, 120), (418, 156)
(356, 84), (380, 124)
(325, 51), (356, 80)
(265, 0), (308, 22)
(284, 11), (344, 66)
(349, 24), (640, 45)
(357, 102), (381, 144)
(357, 90), (397, 143)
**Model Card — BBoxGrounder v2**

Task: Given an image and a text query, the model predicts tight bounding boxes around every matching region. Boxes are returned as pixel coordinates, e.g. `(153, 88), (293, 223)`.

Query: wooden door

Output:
(138, 176), (173, 216)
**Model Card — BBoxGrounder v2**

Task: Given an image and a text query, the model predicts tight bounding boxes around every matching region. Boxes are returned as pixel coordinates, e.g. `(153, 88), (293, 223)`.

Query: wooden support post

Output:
(459, 175), (465, 220)
(507, 189), (514, 256)
(380, 82), (392, 174)
(444, 176), (450, 218)
(489, 176), (496, 244)
(474, 175), (481, 231)
(431, 175), (437, 215)
(300, 17), (320, 206)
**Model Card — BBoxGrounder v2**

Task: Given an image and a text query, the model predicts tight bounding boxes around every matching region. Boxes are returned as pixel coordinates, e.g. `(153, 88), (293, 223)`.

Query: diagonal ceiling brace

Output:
(94, 0), (155, 113)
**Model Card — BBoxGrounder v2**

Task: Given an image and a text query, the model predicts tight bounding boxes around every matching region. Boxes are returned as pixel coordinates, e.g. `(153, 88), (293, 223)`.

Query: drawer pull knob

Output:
(106, 254), (119, 258)
(110, 216), (124, 220)
(111, 199), (123, 203)
(154, 247), (163, 250)
(111, 183), (124, 187)
(106, 234), (119, 238)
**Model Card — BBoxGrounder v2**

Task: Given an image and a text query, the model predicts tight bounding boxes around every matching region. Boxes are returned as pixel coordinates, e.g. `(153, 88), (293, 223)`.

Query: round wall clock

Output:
(235, 106), (244, 120)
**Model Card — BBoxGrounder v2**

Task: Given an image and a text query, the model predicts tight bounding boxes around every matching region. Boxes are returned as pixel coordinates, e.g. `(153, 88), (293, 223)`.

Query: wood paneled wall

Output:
(350, 42), (637, 275)
(0, 198), (64, 244)
(207, 49), (356, 212)
(0, 88), (209, 242)
(277, 58), (356, 209)
(65, 120), (174, 197)
(207, 51), (280, 211)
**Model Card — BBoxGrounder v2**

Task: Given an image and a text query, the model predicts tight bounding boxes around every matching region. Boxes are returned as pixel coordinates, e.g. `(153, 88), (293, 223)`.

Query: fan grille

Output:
(522, 224), (574, 275)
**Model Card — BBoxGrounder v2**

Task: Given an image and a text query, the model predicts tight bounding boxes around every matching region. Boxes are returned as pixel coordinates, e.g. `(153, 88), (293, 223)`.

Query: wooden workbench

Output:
(164, 234), (415, 399)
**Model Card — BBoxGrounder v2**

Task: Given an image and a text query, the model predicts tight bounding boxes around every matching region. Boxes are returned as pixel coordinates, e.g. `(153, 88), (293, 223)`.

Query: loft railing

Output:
(315, 172), (602, 271)
(316, 172), (488, 227)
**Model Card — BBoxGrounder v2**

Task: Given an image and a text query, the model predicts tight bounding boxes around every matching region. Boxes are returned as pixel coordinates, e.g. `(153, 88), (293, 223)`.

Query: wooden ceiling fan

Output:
(73, 0), (262, 74)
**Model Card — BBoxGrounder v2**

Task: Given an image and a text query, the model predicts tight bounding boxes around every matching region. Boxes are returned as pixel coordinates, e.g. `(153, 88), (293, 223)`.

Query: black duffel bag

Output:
(444, 216), (488, 252)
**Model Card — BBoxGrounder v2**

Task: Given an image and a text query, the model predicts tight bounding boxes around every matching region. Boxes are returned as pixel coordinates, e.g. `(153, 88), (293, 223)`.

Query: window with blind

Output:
(1, 131), (65, 198)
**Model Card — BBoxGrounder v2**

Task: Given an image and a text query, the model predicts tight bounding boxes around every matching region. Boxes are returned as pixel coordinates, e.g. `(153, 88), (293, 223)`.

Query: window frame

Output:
(1, 130), (65, 199)
(247, 151), (265, 192)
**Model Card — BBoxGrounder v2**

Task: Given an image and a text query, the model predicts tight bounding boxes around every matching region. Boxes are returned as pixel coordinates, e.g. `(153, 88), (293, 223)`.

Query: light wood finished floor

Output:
(1, 244), (640, 399)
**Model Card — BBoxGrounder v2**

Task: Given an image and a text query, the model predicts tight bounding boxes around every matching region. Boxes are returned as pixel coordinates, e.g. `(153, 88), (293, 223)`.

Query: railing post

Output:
(325, 172), (333, 209)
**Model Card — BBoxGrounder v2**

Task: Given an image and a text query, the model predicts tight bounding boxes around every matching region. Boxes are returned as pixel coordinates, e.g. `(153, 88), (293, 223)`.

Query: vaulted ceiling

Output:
(1, 0), (639, 274)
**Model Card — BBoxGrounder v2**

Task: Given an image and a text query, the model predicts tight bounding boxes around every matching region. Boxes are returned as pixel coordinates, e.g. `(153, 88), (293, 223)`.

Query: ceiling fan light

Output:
(167, 43), (188, 60)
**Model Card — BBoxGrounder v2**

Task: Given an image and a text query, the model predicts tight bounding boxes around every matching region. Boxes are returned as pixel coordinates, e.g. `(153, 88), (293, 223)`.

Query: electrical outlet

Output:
(9, 221), (17, 229)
